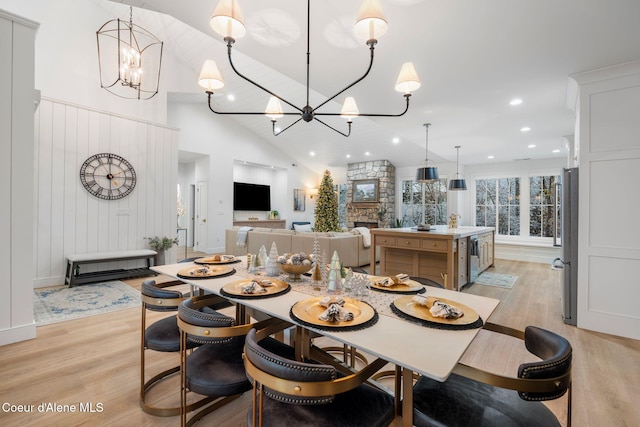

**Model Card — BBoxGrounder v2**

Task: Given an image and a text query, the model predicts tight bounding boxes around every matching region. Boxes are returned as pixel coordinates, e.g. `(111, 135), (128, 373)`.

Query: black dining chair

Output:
(139, 279), (232, 416)
(411, 323), (572, 427)
(243, 326), (395, 427)
(177, 294), (283, 427)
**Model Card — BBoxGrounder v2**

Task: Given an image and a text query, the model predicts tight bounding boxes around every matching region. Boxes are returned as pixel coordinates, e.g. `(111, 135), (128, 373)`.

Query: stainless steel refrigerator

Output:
(555, 167), (579, 325)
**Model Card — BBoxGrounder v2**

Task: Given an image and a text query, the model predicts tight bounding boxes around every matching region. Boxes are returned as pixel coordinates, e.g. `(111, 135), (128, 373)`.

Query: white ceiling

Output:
(105, 0), (640, 173)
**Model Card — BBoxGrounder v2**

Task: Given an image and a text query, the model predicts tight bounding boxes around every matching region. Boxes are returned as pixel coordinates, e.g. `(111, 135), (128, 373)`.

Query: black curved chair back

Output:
(518, 326), (572, 401)
(245, 328), (337, 405)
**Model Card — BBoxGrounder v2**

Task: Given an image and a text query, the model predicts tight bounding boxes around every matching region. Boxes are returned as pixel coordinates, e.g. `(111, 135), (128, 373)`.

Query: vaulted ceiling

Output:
(104, 0), (640, 173)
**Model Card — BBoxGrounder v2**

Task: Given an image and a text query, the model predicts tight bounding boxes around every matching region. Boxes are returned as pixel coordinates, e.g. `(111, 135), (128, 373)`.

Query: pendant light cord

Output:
(424, 123), (431, 165)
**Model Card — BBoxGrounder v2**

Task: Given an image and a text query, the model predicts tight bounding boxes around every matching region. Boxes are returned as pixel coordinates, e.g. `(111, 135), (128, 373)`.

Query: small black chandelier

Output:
(416, 123), (440, 182)
(198, 0), (421, 137)
(96, 6), (164, 100)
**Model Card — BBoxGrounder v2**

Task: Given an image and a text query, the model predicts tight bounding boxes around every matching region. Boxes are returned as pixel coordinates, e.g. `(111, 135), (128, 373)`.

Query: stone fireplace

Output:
(346, 160), (395, 229)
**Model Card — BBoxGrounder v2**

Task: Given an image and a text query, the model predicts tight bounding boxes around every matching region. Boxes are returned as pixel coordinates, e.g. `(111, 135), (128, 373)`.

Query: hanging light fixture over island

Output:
(416, 123), (439, 182)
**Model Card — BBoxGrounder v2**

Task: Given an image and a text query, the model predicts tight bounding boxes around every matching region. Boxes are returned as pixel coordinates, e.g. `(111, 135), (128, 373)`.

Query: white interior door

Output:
(195, 181), (208, 252)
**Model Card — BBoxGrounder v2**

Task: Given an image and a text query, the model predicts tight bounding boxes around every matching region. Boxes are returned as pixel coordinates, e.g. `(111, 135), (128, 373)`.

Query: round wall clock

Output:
(80, 153), (137, 200)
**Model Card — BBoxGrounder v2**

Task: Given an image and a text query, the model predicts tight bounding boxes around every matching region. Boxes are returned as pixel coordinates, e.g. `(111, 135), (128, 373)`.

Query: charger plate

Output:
(221, 278), (290, 299)
(177, 265), (235, 280)
(194, 255), (239, 265)
(290, 297), (378, 331)
(391, 295), (483, 329)
(369, 276), (426, 294)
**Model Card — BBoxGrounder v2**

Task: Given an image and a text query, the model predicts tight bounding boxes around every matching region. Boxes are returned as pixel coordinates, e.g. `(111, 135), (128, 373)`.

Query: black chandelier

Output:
(198, 0), (421, 137)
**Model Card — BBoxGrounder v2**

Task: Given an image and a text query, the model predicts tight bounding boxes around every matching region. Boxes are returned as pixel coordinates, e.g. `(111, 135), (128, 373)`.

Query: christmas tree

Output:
(313, 170), (340, 232)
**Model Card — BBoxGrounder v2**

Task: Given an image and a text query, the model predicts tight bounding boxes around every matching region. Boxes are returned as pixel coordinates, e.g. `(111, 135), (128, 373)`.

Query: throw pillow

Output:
(293, 223), (313, 232)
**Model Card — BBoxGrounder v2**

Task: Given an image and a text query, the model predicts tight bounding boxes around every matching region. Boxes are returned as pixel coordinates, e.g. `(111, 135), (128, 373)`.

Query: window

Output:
(529, 175), (559, 238)
(476, 178), (520, 236)
(401, 179), (447, 227)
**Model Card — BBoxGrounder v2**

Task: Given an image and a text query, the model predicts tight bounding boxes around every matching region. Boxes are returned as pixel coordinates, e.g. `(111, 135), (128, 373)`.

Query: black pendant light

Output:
(449, 145), (467, 191)
(416, 123), (439, 182)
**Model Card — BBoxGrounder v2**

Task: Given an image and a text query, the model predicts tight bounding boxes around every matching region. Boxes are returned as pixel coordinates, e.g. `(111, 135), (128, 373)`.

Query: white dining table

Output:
(152, 258), (499, 426)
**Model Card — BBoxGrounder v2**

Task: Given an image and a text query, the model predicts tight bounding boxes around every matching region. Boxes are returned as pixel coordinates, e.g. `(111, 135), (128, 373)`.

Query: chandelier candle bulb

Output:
(210, 0), (246, 40)
(198, 60), (225, 91)
(265, 96), (284, 119)
(354, 0), (388, 41)
(340, 97), (360, 120)
(395, 62), (421, 94)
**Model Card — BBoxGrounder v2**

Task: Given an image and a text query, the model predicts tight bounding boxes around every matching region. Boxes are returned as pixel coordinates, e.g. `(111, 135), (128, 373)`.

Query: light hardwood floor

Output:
(1, 258), (639, 426)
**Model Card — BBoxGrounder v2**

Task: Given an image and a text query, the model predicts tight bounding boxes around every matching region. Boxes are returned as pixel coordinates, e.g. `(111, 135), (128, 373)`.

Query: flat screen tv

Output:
(233, 182), (271, 211)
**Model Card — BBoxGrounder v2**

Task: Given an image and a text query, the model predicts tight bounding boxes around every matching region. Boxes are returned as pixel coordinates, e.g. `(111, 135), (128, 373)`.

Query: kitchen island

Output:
(370, 226), (495, 291)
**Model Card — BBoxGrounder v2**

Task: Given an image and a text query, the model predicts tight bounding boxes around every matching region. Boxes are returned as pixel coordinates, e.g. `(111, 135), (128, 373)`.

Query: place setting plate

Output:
(194, 254), (239, 265)
(391, 295), (483, 330)
(220, 278), (290, 299)
(290, 296), (378, 331)
(177, 265), (235, 280)
(368, 275), (426, 294)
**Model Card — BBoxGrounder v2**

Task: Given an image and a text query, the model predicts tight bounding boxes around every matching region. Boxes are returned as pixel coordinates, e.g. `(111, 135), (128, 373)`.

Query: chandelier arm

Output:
(313, 43), (375, 112)
(313, 117), (352, 137)
(315, 94), (411, 118)
(272, 118), (304, 136)
(226, 41), (303, 113)
(206, 92), (300, 115)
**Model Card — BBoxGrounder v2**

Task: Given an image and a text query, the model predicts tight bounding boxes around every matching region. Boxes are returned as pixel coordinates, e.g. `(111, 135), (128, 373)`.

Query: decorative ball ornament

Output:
(80, 153), (136, 200)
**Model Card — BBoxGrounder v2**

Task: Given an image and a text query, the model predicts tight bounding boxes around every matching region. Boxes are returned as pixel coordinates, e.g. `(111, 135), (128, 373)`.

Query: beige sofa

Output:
(224, 227), (376, 267)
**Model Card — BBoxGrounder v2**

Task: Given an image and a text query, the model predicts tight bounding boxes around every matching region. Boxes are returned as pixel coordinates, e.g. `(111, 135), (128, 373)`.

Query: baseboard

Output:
(0, 322), (36, 346)
(33, 276), (65, 288)
(495, 243), (561, 264)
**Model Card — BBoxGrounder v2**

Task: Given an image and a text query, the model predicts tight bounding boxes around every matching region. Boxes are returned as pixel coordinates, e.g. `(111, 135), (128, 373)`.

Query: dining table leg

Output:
(294, 326), (311, 361)
(402, 367), (413, 427)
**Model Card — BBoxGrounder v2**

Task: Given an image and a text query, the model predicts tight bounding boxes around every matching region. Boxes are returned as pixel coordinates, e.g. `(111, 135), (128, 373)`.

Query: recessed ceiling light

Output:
(520, 126), (531, 132)
(310, 151), (315, 156)
(488, 155), (494, 159)
(365, 151), (371, 156)
(392, 137), (400, 144)
(227, 94), (235, 101)
(346, 154), (351, 158)
(528, 144), (536, 148)
(553, 149), (561, 153)
(509, 98), (523, 106)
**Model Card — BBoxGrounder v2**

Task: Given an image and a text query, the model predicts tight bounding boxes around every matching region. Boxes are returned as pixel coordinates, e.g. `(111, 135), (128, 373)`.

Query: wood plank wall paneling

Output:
(33, 98), (179, 287)
(0, 16), (12, 330)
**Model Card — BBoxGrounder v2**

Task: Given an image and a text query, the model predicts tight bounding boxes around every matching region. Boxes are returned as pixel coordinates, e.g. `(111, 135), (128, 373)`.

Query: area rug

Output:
(473, 272), (518, 288)
(33, 281), (141, 326)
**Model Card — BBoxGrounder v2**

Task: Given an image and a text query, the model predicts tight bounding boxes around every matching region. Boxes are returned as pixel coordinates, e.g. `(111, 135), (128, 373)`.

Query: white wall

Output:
(33, 98), (179, 287)
(571, 60), (640, 340)
(168, 102), (319, 253)
(0, 10), (38, 345)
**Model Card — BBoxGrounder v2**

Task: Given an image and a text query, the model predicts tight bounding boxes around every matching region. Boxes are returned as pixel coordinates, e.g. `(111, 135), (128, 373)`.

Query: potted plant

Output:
(145, 236), (178, 265)
(270, 210), (279, 219)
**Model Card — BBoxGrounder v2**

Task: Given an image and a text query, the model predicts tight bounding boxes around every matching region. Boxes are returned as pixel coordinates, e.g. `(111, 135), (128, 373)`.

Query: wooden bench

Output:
(65, 250), (158, 287)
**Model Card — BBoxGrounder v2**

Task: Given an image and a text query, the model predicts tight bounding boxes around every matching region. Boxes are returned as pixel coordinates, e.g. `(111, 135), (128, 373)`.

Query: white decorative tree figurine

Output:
(327, 250), (342, 294)
(266, 242), (280, 276)
(257, 244), (268, 272)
